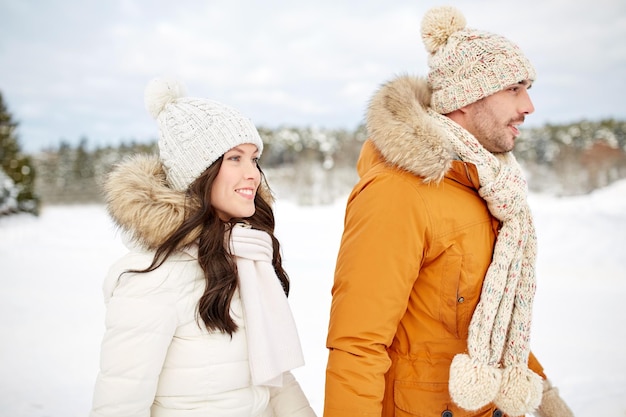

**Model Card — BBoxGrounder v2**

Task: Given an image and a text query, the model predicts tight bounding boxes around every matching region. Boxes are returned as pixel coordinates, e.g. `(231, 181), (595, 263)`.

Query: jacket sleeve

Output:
(324, 174), (428, 417)
(528, 350), (547, 379)
(262, 371), (318, 417)
(90, 258), (179, 417)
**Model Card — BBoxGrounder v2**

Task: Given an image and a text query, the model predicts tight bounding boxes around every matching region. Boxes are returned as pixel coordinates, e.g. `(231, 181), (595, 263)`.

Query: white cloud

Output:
(0, 0), (625, 152)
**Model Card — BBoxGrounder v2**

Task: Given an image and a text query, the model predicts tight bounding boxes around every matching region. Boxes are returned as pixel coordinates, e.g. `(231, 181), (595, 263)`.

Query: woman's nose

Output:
(244, 161), (260, 180)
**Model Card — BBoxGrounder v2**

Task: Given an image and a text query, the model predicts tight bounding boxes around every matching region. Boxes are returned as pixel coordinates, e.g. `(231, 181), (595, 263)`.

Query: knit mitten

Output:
(533, 379), (574, 417)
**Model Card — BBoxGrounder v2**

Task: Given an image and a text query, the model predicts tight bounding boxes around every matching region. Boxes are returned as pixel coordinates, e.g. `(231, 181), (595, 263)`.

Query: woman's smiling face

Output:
(211, 143), (261, 221)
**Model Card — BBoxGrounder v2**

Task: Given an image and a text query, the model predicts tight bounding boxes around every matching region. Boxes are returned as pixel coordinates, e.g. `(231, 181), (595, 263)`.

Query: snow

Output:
(1, 180), (625, 417)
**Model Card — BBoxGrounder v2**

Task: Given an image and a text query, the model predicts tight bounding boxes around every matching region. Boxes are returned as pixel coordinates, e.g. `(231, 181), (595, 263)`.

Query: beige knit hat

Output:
(144, 78), (264, 191)
(421, 6), (536, 114)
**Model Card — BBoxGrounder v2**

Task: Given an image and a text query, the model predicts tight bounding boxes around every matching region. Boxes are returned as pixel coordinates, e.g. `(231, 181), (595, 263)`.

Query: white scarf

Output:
(229, 224), (305, 387)
(430, 110), (543, 416)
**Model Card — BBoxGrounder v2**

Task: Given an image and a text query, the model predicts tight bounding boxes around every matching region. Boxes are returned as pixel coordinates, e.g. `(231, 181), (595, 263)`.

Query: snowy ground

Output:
(1, 180), (625, 417)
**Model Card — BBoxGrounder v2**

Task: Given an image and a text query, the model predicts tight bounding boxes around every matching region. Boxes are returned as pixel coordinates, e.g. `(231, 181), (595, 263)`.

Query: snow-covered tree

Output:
(0, 166), (18, 214)
(0, 91), (40, 215)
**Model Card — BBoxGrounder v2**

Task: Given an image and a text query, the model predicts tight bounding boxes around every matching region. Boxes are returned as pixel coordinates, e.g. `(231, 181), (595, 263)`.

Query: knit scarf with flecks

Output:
(430, 110), (543, 416)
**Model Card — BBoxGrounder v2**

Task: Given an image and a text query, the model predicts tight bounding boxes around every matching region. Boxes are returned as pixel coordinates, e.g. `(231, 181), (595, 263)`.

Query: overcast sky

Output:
(1, 0), (625, 153)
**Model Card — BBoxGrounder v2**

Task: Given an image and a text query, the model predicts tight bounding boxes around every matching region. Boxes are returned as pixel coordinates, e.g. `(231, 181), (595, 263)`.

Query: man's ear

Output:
(445, 107), (470, 125)
(456, 103), (473, 115)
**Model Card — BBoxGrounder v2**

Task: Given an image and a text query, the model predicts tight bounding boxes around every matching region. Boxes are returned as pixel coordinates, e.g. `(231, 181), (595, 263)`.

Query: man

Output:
(324, 6), (573, 417)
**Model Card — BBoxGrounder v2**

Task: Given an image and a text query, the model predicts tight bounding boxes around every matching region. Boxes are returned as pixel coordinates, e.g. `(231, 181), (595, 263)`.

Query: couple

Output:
(90, 7), (573, 417)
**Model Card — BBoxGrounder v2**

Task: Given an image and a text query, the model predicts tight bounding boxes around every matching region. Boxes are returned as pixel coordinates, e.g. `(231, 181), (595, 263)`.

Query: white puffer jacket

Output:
(90, 154), (316, 417)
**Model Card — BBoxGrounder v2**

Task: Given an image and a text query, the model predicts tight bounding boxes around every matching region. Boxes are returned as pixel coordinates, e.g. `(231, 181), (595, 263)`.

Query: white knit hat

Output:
(144, 78), (264, 191)
(421, 6), (536, 114)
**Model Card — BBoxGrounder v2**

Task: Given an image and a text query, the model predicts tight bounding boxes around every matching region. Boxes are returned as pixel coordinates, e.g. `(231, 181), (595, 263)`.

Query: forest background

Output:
(2, 89), (626, 215)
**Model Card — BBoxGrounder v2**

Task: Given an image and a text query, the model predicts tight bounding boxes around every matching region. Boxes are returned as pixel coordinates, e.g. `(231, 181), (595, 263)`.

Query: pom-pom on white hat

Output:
(421, 6), (536, 114)
(144, 78), (264, 191)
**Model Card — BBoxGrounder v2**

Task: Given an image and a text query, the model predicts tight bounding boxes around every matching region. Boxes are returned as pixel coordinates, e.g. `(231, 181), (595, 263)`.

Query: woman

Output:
(90, 78), (316, 417)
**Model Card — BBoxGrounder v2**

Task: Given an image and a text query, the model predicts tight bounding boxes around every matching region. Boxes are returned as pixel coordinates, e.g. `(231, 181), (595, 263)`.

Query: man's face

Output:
(463, 81), (535, 153)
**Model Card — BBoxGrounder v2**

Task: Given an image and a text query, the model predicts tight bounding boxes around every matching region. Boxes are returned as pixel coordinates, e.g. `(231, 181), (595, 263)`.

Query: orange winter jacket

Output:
(324, 76), (545, 417)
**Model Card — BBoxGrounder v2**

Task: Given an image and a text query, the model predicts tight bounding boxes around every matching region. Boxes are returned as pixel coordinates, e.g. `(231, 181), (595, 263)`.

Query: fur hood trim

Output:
(103, 154), (275, 251)
(366, 75), (454, 183)
(103, 154), (199, 250)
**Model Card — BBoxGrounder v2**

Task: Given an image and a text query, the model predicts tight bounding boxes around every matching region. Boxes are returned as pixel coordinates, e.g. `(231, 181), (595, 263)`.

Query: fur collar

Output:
(366, 75), (454, 183)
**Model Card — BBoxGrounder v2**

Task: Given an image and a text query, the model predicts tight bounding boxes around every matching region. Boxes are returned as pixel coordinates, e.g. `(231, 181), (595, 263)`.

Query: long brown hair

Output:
(135, 156), (289, 335)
